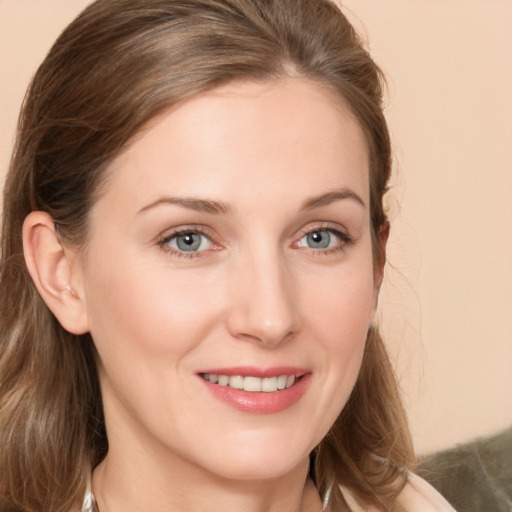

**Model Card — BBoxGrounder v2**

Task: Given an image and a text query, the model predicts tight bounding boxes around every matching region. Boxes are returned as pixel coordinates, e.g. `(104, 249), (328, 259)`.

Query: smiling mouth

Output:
(200, 373), (298, 392)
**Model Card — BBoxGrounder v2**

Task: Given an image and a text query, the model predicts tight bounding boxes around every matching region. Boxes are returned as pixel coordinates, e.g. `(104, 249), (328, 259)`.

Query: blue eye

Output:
(165, 231), (212, 252)
(297, 229), (346, 250)
(306, 230), (332, 249)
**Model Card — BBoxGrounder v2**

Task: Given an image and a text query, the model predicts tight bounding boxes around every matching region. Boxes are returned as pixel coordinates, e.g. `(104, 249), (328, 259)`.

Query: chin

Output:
(194, 435), (313, 482)
(208, 455), (308, 482)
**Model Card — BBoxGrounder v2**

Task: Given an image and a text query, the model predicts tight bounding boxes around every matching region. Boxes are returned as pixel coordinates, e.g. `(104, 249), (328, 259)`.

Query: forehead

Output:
(97, 77), (370, 215)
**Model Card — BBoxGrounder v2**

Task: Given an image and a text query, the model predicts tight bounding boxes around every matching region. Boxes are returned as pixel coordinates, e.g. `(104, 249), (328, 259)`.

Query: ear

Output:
(22, 211), (89, 335)
(372, 220), (390, 312)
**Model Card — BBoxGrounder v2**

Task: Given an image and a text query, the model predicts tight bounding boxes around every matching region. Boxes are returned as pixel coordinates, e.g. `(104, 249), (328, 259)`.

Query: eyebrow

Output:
(301, 188), (366, 210)
(138, 196), (231, 215)
(138, 187), (365, 216)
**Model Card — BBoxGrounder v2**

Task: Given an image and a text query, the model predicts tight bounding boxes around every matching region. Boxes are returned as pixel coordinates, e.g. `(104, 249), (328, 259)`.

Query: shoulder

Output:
(339, 473), (456, 512)
(394, 472), (456, 511)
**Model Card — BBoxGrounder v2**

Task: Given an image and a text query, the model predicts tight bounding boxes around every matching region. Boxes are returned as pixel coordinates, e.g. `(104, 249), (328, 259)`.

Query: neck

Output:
(92, 452), (322, 512)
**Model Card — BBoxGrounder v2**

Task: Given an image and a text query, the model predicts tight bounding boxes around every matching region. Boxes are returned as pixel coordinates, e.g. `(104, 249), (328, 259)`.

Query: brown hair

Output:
(0, 1), (414, 511)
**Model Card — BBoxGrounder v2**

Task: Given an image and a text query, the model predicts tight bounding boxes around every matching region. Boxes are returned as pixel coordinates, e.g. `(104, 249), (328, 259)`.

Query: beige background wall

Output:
(1, 1), (511, 455)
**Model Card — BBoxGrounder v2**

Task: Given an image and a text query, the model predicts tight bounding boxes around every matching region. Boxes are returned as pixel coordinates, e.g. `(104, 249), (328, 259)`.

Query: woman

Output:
(0, 0), (455, 511)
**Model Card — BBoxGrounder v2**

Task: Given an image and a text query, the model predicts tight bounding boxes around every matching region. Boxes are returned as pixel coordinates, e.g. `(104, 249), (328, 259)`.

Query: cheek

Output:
(317, 286), (371, 379)
(303, 262), (376, 342)
(82, 251), (223, 366)
(301, 260), (375, 413)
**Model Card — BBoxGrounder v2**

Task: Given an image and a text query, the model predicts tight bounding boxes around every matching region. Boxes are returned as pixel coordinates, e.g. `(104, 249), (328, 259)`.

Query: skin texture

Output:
(23, 77), (381, 512)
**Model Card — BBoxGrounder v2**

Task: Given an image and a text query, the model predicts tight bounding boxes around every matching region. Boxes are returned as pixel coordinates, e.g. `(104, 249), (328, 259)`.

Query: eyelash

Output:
(157, 224), (353, 259)
(158, 227), (216, 259)
(293, 224), (354, 255)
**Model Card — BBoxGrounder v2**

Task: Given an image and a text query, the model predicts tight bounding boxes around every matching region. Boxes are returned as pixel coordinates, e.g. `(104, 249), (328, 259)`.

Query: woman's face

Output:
(74, 77), (379, 481)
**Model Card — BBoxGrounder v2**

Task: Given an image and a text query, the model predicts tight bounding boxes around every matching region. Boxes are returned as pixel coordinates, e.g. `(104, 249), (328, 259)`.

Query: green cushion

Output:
(417, 427), (512, 512)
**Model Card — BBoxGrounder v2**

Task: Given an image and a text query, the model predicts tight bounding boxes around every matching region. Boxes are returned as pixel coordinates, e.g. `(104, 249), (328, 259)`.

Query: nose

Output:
(226, 250), (301, 347)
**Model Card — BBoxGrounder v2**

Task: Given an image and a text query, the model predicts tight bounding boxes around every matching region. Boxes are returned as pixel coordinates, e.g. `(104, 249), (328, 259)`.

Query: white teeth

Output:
(229, 375), (244, 389)
(218, 375), (229, 386)
(261, 376), (278, 392)
(202, 373), (298, 392)
(286, 375), (295, 388)
(243, 376), (262, 392)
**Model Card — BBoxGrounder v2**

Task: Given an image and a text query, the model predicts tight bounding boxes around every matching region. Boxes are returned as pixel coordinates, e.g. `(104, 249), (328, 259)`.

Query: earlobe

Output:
(22, 211), (89, 335)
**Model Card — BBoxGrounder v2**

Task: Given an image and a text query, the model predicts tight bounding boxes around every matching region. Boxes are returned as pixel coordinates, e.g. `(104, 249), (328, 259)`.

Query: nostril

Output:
(234, 329), (296, 348)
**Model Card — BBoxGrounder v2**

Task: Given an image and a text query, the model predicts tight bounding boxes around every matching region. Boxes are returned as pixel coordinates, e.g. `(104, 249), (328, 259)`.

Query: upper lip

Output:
(197, 366), (310, 378)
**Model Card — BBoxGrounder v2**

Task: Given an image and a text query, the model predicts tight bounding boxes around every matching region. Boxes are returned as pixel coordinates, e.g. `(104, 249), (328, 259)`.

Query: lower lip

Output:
(199, 373), (311, 414)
